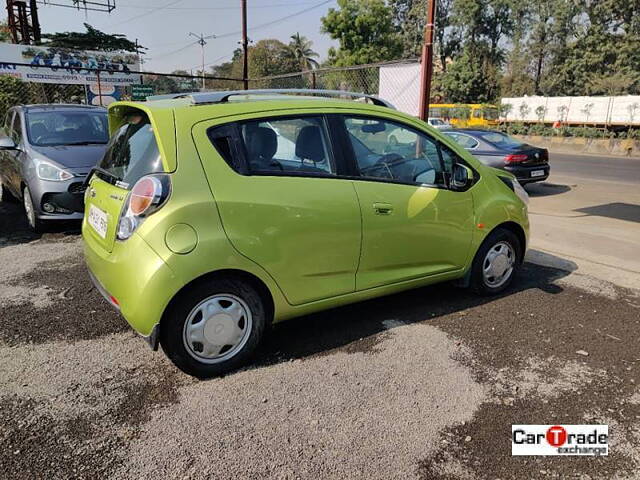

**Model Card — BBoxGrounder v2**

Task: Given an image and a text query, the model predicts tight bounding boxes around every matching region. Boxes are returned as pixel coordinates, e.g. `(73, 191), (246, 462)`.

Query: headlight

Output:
(513, 179), (529, 205)
(35, 159), (74, 182)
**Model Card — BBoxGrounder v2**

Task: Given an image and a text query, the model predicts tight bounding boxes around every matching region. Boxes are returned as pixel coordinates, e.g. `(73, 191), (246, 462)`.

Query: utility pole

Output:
(418, 0), (437, 121)
(241, 0), (249, 90)
(189, 32), (216, 90)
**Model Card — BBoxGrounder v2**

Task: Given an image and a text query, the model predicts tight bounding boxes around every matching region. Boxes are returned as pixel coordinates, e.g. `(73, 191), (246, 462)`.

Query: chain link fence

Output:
(0, 63), (245, 124)
(248, 59), (420, 97)
(1, 60), (419, 125)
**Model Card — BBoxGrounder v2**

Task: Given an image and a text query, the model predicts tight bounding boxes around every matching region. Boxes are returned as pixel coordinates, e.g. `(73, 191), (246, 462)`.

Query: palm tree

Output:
(288, 32), (319, 71)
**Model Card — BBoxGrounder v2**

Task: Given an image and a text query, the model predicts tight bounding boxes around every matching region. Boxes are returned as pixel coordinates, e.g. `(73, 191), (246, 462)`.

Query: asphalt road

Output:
(549, 152), (640, 185)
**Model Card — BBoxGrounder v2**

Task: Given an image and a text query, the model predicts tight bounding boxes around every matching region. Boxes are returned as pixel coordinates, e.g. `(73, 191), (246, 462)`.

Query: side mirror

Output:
(0, 135), (17, 150)
(451, 164), (473, 190)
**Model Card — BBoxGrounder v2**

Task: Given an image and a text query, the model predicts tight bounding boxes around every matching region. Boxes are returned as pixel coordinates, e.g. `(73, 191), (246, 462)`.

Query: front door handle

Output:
(373, 202), (393, 215)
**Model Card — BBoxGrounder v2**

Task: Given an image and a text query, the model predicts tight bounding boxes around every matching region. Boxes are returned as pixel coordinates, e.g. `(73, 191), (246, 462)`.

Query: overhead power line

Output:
(117, 1), (321, 11)
(108, 0), (185, 27)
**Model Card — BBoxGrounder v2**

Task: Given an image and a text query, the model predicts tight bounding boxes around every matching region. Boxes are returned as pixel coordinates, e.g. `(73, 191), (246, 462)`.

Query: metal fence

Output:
(0, 63), (245, 123)
(0, 59), (420, 125)
(248, 59), (419, 97)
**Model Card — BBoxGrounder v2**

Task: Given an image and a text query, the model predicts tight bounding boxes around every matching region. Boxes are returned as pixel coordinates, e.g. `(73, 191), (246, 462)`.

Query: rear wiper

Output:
(83, 166), (122, 188)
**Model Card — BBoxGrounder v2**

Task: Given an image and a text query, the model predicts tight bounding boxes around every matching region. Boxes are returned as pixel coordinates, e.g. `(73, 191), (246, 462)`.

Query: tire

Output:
(160, 278), (268, 378)
(23, 185), (45, 233)
(0, 179), (14, 203)
(469, 227), (522, 295)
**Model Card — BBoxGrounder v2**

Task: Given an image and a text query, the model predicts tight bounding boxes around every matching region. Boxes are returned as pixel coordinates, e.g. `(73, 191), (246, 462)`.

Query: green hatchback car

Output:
(82, 89), (529, 378)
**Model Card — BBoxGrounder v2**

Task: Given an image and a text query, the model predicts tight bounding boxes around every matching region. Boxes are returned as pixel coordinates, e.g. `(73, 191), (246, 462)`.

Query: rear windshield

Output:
(478, 131), (524, 149)
(99, 112), (163, 186)
(26, 110), (108, 147)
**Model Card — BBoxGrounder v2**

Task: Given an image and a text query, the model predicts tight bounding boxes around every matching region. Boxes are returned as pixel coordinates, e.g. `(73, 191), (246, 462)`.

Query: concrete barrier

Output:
(514, 135), (640, 158)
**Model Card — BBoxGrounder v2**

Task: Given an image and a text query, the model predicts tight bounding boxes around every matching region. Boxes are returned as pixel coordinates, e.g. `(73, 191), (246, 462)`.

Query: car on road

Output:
(442, 129), (550, 185)
(82, 90), (530, 378)
(0, 104), (109, 231)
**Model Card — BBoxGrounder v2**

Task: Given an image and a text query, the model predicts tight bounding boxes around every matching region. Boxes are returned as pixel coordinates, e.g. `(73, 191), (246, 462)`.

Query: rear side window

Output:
(208, 116), (336, 177)
(444, 132), (479, 149)
(99, 111), (164, 186)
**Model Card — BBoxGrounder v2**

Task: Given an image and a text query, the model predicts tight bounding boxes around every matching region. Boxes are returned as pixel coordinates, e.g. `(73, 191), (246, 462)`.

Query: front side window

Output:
(344, 116), (448, 186)
(99, 111), (164, 185)
(25, 110), (108, 147)
(239, 116), (335, 175)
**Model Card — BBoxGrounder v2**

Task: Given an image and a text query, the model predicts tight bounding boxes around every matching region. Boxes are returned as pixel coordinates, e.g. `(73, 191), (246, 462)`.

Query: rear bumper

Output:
(83, 227), (180, 338)
(505, 164), (550, 184)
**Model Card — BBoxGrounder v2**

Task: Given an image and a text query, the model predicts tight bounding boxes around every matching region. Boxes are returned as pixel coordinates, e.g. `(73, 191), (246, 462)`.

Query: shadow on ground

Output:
(575, 202), (640, 223)
(525, 182), (572, 197)
(0, 200), (80, 247)
(255, 260), (573, 369)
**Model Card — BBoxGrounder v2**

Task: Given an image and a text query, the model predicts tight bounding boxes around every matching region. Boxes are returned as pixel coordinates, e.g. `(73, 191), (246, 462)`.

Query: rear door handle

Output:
(373, 202), (393, 215)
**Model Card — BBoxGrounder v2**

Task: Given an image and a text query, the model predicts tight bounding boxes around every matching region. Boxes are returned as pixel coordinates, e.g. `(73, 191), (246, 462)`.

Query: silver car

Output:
(0, 104), (108, 232)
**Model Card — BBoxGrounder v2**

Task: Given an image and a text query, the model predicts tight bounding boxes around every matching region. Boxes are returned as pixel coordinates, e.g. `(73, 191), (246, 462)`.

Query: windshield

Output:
(478, 131), (525, 149)
(99, 112), (164, 186)
(26, 110), (108, 146)
(429, 118), (445, 125)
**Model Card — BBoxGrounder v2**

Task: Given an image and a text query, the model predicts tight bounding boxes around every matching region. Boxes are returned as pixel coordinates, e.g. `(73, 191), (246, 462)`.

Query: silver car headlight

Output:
(34, 159), (74, 182)
(513, 179), (529, 205)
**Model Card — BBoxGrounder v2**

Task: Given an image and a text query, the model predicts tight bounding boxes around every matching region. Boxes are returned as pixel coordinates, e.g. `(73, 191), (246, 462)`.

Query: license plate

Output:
(88, 204), (108, 239)
(531, 170), (545, 178)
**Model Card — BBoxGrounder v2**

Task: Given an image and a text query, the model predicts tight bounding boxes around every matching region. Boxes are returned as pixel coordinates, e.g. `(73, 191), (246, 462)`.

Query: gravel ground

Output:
(1, 209), (639, 479)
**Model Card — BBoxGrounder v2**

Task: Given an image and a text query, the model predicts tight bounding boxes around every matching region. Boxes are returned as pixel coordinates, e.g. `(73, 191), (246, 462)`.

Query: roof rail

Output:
(147, 89), (395, 109)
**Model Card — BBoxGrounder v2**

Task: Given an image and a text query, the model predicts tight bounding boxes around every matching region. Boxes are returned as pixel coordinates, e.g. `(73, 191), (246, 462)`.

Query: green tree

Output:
(0, 19), (10, 43)
(440, 46), (500, 102)
(42, 23), (144, 52)
(321, 0), (402, 66)
(287, 33), (319, 70)
(390, 0), (461, 70)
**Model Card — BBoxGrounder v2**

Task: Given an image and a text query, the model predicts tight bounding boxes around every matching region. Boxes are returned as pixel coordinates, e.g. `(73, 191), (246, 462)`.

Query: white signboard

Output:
(0, 42), (141, 86)
(379, 62), (421, 116)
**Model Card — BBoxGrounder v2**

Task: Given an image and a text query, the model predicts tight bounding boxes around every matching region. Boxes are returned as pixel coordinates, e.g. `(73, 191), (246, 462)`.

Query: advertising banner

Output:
(0, 42), (141, 86)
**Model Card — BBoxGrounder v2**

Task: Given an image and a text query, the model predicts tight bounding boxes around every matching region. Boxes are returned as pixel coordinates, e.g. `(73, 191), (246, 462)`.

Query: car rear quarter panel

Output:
(133, 109), (293, 322)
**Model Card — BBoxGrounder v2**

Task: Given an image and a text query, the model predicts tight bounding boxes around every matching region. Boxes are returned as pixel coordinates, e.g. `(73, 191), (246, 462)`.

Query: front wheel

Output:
(469, 228), (522, 295)
(23, 186), (45, 233)
(160, 278), (267, 378)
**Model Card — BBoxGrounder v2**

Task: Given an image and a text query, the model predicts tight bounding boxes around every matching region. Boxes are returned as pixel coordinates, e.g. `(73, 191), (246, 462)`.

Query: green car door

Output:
(192, 112), (362, 306)
(341, 115), (475, 291)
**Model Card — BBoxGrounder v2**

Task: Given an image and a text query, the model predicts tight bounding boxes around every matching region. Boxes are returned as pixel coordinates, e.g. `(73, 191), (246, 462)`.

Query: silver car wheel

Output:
(23, 186), (36, 229)
(482, 241), (515, 288)
(182, 294), (253, 364)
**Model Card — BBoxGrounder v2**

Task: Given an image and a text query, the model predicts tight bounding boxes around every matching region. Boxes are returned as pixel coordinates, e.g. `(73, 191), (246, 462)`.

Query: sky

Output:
(29, 0), (339, 73)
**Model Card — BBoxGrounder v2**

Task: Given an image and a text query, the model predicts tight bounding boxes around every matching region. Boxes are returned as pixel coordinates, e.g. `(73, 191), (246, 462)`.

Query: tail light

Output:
(504, 154), (528, 165)
(117, 174), (171, 240)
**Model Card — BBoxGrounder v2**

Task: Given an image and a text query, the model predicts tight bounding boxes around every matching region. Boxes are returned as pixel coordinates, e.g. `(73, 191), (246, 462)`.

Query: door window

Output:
(443, 132), (479, 149)
(241, 116), (335, 175)
(344, 116), (449, 186)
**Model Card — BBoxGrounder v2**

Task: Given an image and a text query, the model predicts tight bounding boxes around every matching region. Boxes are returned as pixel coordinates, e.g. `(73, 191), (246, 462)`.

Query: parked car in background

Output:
(0, 104), (108, 231)
(83, 90), (529, 378)
(427, 117), (452, 129)
(442, 129), (550, 185)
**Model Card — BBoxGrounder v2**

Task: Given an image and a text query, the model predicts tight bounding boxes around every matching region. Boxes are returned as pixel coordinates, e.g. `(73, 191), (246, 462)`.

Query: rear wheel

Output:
(23, 186), (45, 233)
(160, 278), (267, 378)
(469, 228), (521, 295)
